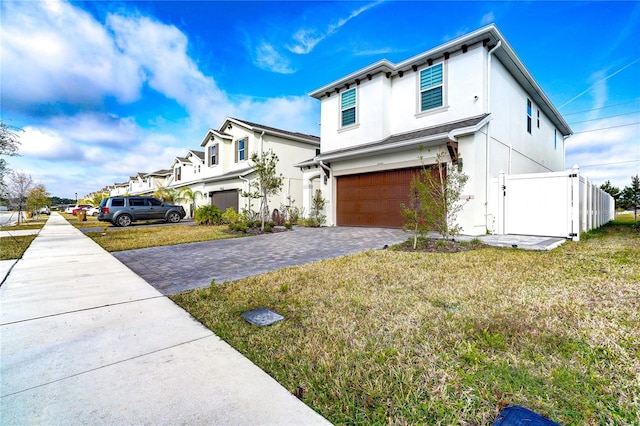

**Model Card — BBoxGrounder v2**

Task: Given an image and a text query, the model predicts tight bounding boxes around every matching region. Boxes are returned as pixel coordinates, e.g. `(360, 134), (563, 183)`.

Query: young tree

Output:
(619, 174), (640, 221)
(0, 121), (22, 198)
(27, 184), (50, 212)
(249, 150), (284, 230)
(6, 171), (33, 224)
(400, 151), (469, 247)
(176, 187), (203, 218)
(308, 189), (326, 227)
(600, 180), (621, 208)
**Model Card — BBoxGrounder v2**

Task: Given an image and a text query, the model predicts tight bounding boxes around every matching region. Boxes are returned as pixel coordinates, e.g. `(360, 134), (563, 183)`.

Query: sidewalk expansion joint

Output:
(0, 334), (214, 398)
(0, 295), (167, 326)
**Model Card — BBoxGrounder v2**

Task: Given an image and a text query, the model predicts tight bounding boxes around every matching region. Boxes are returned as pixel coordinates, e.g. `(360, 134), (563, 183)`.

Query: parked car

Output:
(86, 206), (101, 216)
(98, 196), (186, 227)
(71, 205), (93, 216)
(39, 206), (51, 215)
(65, 204), (93, 214)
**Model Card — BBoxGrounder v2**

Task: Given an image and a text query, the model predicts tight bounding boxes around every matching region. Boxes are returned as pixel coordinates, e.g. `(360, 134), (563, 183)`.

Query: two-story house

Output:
(198, 117), (320, 214)
(127, 173), (149, 195)
(299, 24), (572, 235)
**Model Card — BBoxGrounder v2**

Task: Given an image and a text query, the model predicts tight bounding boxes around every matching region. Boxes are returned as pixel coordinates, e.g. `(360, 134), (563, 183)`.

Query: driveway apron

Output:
(113, 227), (408, 295)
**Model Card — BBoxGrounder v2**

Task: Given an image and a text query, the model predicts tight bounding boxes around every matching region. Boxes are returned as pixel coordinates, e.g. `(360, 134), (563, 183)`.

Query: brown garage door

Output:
(337, 168), (421, 228)
(210, 189), (239, 212)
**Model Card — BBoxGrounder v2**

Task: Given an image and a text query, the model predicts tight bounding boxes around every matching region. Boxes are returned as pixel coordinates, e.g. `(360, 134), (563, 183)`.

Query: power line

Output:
(568, 110), (640, 125)
(563, 99), (640, 116)
(572, 122), (640, 135)
(578, 160), (640, 168)
(559, 59), (640, 109)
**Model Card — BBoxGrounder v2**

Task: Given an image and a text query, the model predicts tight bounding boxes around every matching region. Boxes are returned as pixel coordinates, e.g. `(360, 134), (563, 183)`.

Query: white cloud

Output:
(106, 13), (231, 127)
(287, 1), (384, 55)
(253, 42), (296, 74)
(0, 0), (142, 108)
(20, 127), (79, 161)
(480, 12), (495, 26)
(1, 0), (322, 198)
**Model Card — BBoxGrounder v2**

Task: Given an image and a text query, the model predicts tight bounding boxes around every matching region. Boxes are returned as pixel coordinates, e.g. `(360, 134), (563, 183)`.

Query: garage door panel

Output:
(337, 168), (421, 228)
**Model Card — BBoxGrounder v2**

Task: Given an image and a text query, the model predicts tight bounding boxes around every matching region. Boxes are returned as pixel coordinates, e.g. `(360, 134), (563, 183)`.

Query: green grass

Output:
(85, 224), (242, 252)
(0, 235), (38, 260)
(171, 222), (640, 425)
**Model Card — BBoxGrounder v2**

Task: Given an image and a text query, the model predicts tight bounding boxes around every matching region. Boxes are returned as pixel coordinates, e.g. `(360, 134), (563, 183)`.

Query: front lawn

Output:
(85, 224), (241, 252)
(0, 235), (38, 260)
(171, 222), (640, 425)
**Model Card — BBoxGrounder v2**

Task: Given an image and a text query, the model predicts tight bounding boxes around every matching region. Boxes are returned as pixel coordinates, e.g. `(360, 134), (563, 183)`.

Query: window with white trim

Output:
(210, 144), (219, 166)
(420, 63), (444, 111)
(175, 166), (181, 181)
(341, 88), (356, 127)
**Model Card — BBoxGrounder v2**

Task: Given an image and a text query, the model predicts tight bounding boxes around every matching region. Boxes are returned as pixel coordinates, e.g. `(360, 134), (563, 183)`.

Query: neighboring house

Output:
(167, 150), (206, 190)
(194, 117), (320, 214)
(127, 173), (149, 195)
(299, 24), (572, 234)
(144, 169), (173, 194)
(109, 182), (129, 197)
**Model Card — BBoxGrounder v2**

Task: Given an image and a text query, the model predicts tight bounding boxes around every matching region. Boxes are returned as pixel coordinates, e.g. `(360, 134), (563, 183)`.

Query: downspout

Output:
(317, 160), (332, 225)
(485, 40), (501, 233)
(238, 169), (252, 212)
(260, 130), (265, 156)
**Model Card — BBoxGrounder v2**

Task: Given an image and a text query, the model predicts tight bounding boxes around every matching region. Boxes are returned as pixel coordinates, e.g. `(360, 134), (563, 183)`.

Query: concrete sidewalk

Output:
(0, 213), (331, 425)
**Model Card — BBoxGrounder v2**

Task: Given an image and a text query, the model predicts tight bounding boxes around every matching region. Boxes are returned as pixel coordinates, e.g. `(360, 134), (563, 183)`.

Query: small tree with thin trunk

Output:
(0, 121), (22, 201)
(401, 151), (469, 248)
(619, 174), (640, 221)
(27, 184), (50, 212)
(7, 171), (33, 224)
(249, 149), (284, 231)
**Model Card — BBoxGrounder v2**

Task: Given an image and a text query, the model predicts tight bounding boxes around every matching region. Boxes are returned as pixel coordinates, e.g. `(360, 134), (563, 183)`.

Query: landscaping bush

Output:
(221, 207), (242, 225)
(194, 205), (222, 225)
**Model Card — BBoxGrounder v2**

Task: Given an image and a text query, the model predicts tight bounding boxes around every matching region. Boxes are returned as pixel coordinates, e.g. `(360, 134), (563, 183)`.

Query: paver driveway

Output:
(114, 226), (408, 295)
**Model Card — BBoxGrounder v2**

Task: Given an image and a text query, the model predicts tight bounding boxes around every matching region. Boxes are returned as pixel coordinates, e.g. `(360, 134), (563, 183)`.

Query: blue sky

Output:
(2, 0), (639, 199)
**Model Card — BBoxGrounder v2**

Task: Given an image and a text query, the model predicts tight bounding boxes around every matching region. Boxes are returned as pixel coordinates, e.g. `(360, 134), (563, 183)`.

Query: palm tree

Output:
(176, 187), (203, 218)
(154, 186), (177, 204)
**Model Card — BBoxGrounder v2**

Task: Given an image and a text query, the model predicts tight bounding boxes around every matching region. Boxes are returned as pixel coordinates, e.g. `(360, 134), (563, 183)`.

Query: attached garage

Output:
(210, 189), (239, 212)
(336, 168), (421, 228)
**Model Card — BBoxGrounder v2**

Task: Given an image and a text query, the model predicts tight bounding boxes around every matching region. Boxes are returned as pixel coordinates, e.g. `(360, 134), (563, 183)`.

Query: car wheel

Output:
(92, 212), (99, 217)
(166, 211), (181, 223)
(116, 214), (132, 227)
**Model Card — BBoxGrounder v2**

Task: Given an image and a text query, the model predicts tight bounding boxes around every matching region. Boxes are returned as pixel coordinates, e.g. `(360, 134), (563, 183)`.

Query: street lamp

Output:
(75, 192), (78, 203)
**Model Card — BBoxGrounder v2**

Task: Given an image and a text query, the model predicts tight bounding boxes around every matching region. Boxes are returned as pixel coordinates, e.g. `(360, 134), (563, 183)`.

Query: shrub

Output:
(221, 207), (241, 224)
(194, 205), (222, 225)
(308, 189), (326, 227)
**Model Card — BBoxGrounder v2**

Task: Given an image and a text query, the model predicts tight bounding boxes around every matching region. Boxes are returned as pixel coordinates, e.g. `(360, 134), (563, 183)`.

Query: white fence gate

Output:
(496, 166), (614, 241)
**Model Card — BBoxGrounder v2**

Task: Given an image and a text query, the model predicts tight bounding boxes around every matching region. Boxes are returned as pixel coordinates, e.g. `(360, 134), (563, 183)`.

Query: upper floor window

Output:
(420, 63), (443, 111)
(235, 138), (247, 162)
(210, 144), (219, 166)
(537, 109), (540, 128)
(527, 99), (532, 134)
(175, 166), (181, 181)
(341, 88), (357, 127)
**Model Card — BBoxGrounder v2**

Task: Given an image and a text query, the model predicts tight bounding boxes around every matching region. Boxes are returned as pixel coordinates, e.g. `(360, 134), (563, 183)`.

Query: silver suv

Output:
(98, 196), (186, 227)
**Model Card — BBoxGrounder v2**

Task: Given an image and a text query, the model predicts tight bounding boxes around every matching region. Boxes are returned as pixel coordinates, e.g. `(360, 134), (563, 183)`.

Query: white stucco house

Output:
(165, 117), (320, 216)
(298, 24), (572, 235)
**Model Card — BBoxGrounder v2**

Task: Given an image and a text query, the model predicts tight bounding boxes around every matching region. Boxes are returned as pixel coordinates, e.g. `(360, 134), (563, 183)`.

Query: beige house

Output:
(194, 117), (320, 215)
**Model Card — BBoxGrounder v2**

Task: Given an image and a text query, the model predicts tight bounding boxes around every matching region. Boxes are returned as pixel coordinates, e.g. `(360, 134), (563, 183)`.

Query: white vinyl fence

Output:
(496, 165), (614, 241)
